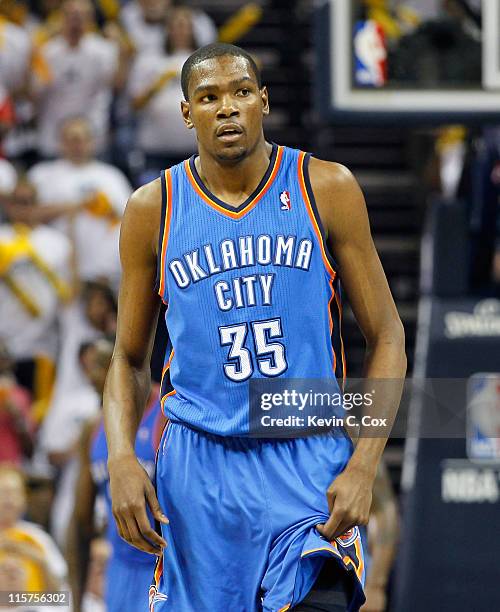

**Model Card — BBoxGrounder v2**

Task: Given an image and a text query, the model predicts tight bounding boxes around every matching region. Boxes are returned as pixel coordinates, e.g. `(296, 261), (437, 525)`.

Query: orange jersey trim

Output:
(327, 277), (337, 375)
(160, 389), (176, 413)
(301, 544), (342, 560)
(297, 151), (336, 279)
(154, 554), (163, 588)
(158, 169), (173, 298)
(298, 152), (337, 375)
(159, 349), (176, 414)
(184, 146), (284, 220)
(161, 349), (175, 379)
(335, 291), (347, 383)
(353, 537), (364, 582)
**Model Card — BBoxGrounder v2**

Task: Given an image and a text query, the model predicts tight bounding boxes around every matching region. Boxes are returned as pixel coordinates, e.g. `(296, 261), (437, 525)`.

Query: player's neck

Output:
(195, 139), (273, 207)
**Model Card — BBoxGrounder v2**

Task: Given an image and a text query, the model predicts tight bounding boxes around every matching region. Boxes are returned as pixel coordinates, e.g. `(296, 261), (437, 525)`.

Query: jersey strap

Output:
(155, 169), (173, 302)
(299, 151), (346, 383)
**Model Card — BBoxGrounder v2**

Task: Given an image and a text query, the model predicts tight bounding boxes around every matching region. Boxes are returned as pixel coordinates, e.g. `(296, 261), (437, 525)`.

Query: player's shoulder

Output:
(304, 156), (366, 232)
(307, 156), (359, 195)
(127, 177), (162, 213)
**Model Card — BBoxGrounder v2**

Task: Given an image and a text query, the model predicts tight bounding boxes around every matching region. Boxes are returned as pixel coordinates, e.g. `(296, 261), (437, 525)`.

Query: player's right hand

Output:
(108, 455), (168, 555)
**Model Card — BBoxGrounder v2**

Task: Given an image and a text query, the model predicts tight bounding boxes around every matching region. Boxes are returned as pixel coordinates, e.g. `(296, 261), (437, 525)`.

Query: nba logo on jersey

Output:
(280, 190), (291, 210)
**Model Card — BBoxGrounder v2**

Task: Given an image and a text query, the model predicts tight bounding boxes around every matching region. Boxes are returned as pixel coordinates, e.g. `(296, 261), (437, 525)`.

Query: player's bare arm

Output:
(309, 157), (407, 540)
(103, 179), (168, 555)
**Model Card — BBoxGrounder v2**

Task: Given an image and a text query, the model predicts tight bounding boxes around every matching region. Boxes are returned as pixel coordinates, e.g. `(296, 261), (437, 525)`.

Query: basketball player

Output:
(103, 43), (406, 611)
(68, 339), (166, 611)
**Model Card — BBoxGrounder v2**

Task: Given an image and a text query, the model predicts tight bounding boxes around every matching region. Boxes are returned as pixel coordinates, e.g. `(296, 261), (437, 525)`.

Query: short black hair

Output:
(181, 43), (261, 100)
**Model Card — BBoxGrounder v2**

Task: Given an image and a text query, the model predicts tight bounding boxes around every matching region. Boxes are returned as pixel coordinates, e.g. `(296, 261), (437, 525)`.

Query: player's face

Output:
(182, 55), (269, 162)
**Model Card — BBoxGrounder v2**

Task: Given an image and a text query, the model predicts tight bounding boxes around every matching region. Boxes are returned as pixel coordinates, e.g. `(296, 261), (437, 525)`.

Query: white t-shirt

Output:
(0, 17), (31, 93)
(43, 301), (101, 408)
(0, 224), (72, 361)
(32, 33), (118, 156)
(0, 158), (17, 194)
(39, 384), (100, 455)
(121, 1), (217, 54)
(128, 50), (197, 154)
(28, 159), (132, 289)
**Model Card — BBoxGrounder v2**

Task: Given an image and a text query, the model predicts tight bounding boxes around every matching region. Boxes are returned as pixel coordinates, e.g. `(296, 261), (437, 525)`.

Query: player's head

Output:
(181, 43), (268, 163)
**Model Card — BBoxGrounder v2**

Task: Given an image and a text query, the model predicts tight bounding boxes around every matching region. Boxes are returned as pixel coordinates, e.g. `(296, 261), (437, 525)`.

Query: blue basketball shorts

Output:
(150, 422), (365, 612)
(105, 553), (154, 611)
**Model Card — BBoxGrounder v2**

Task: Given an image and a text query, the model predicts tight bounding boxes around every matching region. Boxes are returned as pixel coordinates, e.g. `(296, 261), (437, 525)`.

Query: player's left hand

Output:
(316, 464), (374, 540)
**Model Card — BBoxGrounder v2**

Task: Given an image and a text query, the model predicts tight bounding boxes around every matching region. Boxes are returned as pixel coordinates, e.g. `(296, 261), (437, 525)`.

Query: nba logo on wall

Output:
(280, 190), (291, 210)
(467, 373), (500, 462)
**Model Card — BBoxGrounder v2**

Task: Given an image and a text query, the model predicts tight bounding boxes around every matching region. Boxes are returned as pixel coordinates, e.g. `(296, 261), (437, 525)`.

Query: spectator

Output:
(0, 178), (73, 421)
(41, 280), (117, 411)
(0, 465), (69, 603)
(0, 341), (34, 466)
(0, 9), (31, 97)
(80, 538), (110, 612)
(0, 83), (15, 147)
(28, 116), (132, 290)
(30, 0), (119, 157)
(121, 0), (216, 55)
(128, 6), (197, 182)
(0, 153), (17, 212)
(38, 342), (100, 549)
(38, 282), (116, 547)
(0, 87), (17, 214)
(360, 460), (400, 612)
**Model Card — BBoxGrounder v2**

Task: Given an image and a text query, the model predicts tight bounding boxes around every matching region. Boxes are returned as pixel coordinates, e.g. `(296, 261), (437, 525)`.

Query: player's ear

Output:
(181, 100), (194, 129)
(261, 86), (269, 116)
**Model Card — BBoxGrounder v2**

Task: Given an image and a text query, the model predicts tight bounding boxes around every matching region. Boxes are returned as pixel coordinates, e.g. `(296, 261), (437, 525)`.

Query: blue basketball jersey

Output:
(156, 144), (345, 436)
(90, 401), (161, 562)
